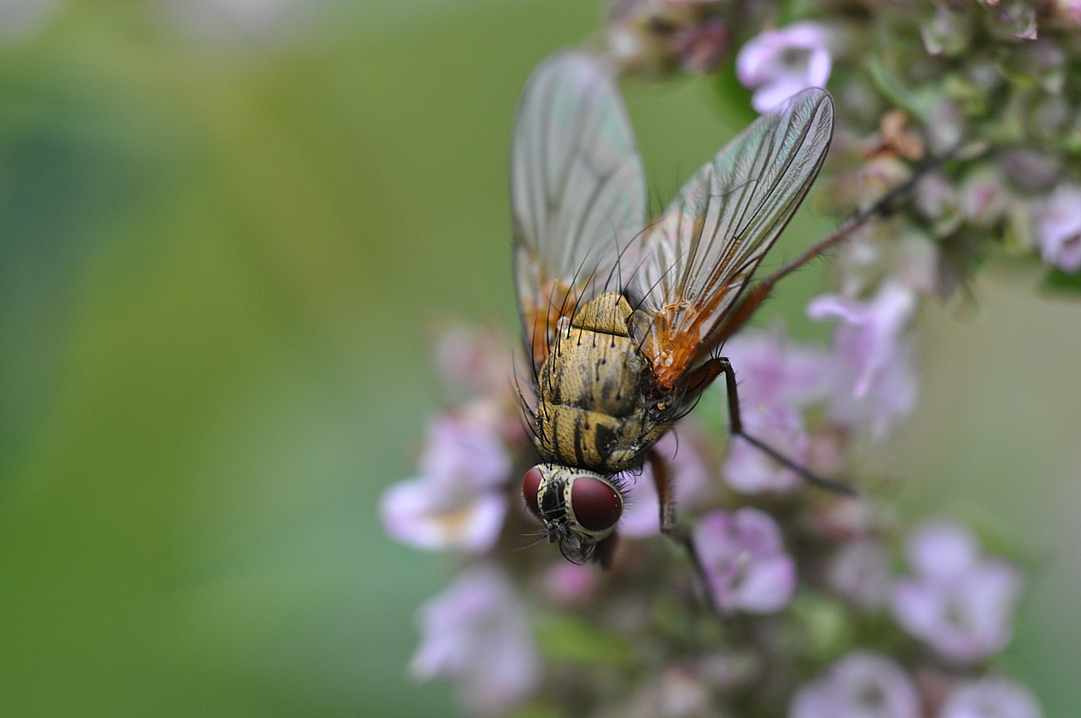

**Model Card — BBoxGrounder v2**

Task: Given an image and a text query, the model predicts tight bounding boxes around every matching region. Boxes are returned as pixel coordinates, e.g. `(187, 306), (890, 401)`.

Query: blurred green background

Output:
(0, 1), (1078, 716)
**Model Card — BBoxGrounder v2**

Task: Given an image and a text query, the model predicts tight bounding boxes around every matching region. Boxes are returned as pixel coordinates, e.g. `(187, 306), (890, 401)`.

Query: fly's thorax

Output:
(522, 464), (623, 557)
(534, 292), (657, 472)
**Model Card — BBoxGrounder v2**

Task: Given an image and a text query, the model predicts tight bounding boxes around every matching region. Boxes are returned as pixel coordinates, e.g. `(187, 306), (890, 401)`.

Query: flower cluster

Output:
(602, 0), (1081, 290)
(381, 318), (1036, 717)
(376, 0), (1066, 713)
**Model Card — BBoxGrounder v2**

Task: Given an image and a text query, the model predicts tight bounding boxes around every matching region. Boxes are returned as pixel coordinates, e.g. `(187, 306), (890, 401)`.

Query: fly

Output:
(509, 50), (930, 593)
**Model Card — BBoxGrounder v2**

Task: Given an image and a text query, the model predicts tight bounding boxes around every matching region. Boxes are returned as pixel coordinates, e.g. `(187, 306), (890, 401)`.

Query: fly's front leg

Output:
(707, 357), (856, 496)
(646, 448), (719, 615)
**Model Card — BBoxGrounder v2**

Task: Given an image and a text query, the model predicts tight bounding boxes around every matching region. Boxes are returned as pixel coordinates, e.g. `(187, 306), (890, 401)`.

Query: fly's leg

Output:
(594, 533), (620, 569)
(691, 358), (856, 496)
(646, 449), (720, 615)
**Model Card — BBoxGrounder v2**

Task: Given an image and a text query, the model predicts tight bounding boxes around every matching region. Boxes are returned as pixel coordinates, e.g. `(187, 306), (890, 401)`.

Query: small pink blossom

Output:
(618, 665), (714, 718)
(542, 561), (600, 605)
(996, 150), (1059, 192)
(1052, 0), (1081, 26)
(808, 281), (919, 438)
(410, 565), (542, 717)
(416, 413), (511, 489)
(807, 497), (897, 542)
(915, 171), (960, 226)
(380, 413), (512, 552)
(891, 518), (1024, 664)
(1035, 184), (1081, 273)
(938, 676), (1043, 718)
(723, 326), (833, 410)
(722, 404), (808, 494)
(807, 282), (916, 400)
(695, 508), (796, 614)
(921, 6), (970, 56)
(433, 322), (513, 400)
(991, 0), (1037, 41)
(828, 540), (894, 612)
(926, 98), (963, 155)
(381, 478), (508, 553)
(960, 168), (1009, 228)
(736, 22), (832, 112)
(790, 651), (920, 718)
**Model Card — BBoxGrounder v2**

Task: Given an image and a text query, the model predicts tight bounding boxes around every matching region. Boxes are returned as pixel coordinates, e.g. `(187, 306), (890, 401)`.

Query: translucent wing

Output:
(629, 89), (834, 390)
(512, 50), (646, 371)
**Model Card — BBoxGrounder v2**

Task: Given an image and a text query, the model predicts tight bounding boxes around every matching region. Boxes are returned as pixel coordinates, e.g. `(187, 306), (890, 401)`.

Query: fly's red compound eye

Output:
(522, 467), (543, 517)
(569, 476), (622, 532)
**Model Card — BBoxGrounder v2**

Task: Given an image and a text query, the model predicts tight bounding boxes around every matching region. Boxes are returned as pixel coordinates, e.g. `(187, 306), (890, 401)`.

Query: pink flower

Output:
(790, 651), (920, 718)
(695, 508), (796, 614)
(807, 282), (919, 439)
(410, 565), (542, 717)
(828, 540), (893, 612)
(960, 167), (1009, 228)
(891, 518), (1024, 664)
(807, 282), (916, 400)
(380, 413), (511, 552)
(722, 404), (808, 494)
(619, 430), (714, 538)
(416, 412), (511, 489)
(1052, 0), (1081, 26)
(736, 22), (832, 112)
(723, 326), (833, 410)
(719, 327), (831, 493)
(433, 322), (514, 400)
(542, 561), (600, 605)
(1035, 184), (1081, 273)
(938, 676), (1043, 718)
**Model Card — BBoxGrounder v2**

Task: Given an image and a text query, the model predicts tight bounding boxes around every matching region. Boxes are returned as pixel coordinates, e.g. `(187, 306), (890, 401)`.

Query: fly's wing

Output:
(512, 50), (646, 372)
(629, 89), (834, 391)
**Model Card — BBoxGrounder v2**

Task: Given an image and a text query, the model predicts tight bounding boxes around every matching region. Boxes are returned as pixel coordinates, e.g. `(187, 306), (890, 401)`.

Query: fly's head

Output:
(522, 464), (624, 563)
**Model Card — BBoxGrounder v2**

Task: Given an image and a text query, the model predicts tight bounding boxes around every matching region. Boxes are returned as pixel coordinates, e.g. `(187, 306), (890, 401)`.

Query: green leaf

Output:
(1041, 268), (1081, 296)
(511, 703), (567, 718)
(533, 613), (636, 667)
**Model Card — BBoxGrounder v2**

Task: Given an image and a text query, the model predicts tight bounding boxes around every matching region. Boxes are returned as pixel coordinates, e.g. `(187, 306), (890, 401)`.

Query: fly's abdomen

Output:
(535, 292), (653, 472)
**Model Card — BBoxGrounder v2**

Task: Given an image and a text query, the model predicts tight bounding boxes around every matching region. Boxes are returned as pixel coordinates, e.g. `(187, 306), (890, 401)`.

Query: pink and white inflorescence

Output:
(376, 0), (1068, 710)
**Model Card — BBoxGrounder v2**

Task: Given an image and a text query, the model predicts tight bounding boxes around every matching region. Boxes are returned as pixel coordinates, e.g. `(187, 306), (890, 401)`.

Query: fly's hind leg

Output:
(691, 358), (856, 496)
(646, 448), (719, 615)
